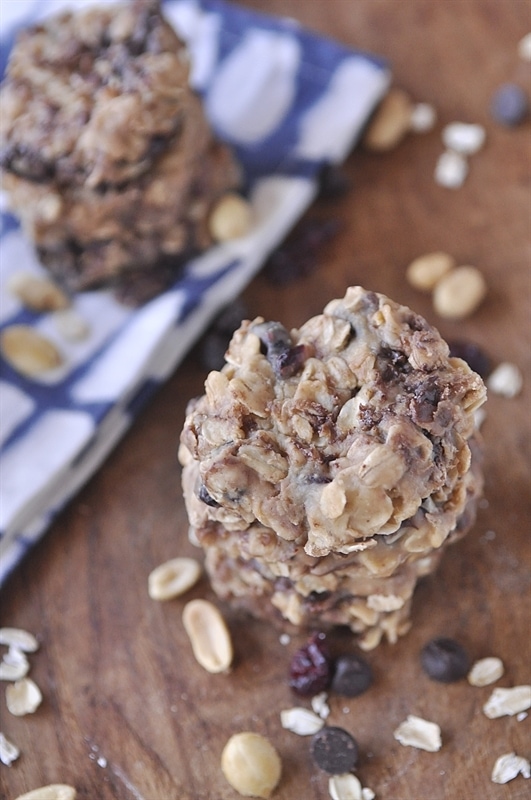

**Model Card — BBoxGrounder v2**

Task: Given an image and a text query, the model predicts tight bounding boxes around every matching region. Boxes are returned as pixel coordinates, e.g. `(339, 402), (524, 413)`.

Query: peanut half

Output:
(182, 599), (233, 673)
(14, 786), (76, 800)
(148, 557), (202, 601)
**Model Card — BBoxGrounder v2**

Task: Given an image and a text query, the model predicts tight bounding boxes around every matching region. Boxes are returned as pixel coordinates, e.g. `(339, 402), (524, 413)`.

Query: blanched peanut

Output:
(406, 251), (455, 291)
(208, 192), (253, 241)
(182, 599), (233, 673)
(221, 732), (282, 798)
(148, 557), (201, 600)
(14, 786), (76, 800)
(432, 265), (487, 318)
(7, 272), (70, 312)
(363, 88), (413, 151)
(0, 325), (63, 376)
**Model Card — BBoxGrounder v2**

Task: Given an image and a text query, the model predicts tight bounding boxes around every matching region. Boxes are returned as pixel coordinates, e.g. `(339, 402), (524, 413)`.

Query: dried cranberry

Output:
(448, 339), (492, 379)
(289, 632), (332, 696)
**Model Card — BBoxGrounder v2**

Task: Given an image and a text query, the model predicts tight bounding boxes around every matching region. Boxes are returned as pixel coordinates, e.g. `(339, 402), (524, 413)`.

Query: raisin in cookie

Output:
(179, 286), (486, 649)
(0, 0), (240, 304)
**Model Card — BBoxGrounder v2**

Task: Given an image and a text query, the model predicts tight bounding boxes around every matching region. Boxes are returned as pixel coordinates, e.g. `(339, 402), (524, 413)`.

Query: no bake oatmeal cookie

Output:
(0, 0), (240, 304)
(179, 286), (486, 649)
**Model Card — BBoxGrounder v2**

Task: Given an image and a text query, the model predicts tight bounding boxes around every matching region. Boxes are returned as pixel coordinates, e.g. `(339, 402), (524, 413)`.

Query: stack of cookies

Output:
(0, 0), (240, 304)
(179, 286), (486, 649)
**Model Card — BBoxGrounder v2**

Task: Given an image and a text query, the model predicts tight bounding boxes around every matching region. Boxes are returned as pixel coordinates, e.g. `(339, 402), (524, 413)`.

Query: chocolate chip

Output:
(289, 632), (332, 697)
(310, 727), (359, 774)
(420, 637), (470, 683)
(377, 347), (411, 382)
(448, 339), (492, 379)
(331, 653), (373, 697)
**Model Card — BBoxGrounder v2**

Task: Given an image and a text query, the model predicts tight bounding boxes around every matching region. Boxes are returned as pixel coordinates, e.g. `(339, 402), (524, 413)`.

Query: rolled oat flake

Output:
(310, 726), (359, 774)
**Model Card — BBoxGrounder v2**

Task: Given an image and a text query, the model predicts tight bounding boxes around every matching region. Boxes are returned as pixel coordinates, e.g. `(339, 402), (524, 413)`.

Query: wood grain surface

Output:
(1, 1), (530, 799)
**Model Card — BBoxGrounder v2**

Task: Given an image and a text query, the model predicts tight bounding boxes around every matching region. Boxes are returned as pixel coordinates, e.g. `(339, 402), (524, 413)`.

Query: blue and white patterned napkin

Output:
(0, 0), (389, 585)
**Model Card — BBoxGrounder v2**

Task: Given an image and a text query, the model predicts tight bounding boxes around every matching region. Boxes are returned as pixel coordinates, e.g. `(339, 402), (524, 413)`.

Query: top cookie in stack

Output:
(0, 0), (241, 304)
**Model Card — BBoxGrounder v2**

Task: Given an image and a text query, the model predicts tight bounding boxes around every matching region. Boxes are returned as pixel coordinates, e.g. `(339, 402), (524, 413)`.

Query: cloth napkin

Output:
(0, 0), (390, 585)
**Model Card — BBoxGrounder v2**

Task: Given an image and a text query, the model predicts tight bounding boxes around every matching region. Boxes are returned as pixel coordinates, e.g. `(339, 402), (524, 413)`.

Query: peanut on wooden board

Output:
(182, 598), (233, 673)
(14, 786), (77, 800)
(148, 557), (202, 601)
(363, 87), (414, 151)
(432, 265), (487, 319)
(221, 732), (282, 799)
(405, 251), (455, 292)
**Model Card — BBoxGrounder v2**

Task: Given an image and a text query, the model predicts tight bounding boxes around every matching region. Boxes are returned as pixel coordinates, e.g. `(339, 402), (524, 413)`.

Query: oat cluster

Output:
(0, 0), (240, 304)
(180, 286), (486, 649)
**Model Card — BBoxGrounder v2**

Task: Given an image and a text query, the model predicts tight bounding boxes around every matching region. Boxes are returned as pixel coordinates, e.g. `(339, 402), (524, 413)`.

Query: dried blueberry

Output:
(331, 653), (373, 697)
(252, 321), (308, 379)
(198, 484), (220, 507)
(289, 632), (332, 696)
(420, 637), (470, 683)
(310, 727), (359, 774)
(490, 83), (529, 126)
(448, 339), (492, 379)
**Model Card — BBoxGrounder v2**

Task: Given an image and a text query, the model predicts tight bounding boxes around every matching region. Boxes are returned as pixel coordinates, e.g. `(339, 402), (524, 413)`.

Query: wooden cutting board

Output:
(1, 1), (529, 798)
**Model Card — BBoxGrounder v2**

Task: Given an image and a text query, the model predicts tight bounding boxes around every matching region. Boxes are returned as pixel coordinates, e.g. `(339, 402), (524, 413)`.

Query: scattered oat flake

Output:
(434, 150), (468, 188)
(393, 714), (442, 752)
(487, 362), (523, 398)
(0, 731), (20, 765)
(491, 752), (531, 784)
(0, 627), (39, 652)
(329, 773), (363, 800)
(279, 633), (291, 646)
(0, 655), (29, 681)
(5, 677), (42, 716)
(483, 685), (531, 718)
(362, 790), (376, 800)
(280, 706), (325, 736)
(311, 691), (331, 720)
(442, 122), (486, 154)
(467, 657), (504, 687)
